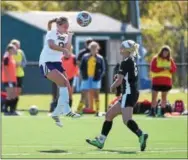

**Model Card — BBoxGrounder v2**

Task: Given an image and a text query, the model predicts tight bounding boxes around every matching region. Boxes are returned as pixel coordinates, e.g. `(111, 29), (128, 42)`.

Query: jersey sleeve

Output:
(45, 30), (56, 41)
(118, 59), (130, 76)
(170, 58), (177, 73)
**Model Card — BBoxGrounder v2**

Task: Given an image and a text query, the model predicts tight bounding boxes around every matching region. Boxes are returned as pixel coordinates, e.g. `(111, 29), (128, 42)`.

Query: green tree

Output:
(1, 1), (187, 62)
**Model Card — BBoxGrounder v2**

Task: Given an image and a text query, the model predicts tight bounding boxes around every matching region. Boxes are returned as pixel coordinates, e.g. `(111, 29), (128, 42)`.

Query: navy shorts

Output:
(16, 77), (23, 88)
(39, 62), (65, 78)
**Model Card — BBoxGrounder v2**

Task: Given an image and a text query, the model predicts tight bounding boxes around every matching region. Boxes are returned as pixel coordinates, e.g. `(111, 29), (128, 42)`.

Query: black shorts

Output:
(3, 82), (16, 88)
(119, 91), (139, 108)
(69, 78), (74, 86)
(152, 85), (172, 92)
(16, 77), (24, 88)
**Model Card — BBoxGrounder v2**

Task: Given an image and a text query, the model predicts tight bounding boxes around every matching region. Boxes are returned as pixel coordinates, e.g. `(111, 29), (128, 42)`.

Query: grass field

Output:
(1, 92), (188, 159)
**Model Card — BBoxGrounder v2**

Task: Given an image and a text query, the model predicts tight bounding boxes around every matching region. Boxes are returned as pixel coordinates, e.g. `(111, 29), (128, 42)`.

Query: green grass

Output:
(1, 92), (188, 159)
(2, 114), (187, 159)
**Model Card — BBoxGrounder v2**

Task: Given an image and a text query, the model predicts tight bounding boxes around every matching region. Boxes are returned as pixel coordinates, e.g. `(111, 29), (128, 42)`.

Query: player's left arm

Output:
(101, 57), (106, 78)
(110, 60), (129, 92)
(21, 50), (27, 68)
(170, 58), (177, 73)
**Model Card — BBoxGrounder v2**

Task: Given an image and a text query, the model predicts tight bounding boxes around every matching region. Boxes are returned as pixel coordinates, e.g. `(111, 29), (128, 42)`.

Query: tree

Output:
(2, 1), (187, 62)
(139, 1), (188, 62)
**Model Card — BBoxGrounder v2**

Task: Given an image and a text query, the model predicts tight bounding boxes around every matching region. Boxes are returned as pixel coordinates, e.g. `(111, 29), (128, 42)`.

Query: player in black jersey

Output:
(86, 40), (148, 151)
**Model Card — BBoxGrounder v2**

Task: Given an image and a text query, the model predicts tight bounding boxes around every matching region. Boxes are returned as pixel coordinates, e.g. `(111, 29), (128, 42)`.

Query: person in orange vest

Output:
(62, 46), (79, 107)
(2, 44), (19, 115)
(148, 45), (177, 117)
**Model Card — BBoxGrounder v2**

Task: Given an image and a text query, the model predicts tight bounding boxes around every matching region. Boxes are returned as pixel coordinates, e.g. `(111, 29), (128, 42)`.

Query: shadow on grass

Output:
(100, 149), (137, 154)
(39, 149), (68, 154)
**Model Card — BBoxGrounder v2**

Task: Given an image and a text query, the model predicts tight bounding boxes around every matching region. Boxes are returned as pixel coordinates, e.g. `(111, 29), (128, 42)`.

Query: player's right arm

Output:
(46, 31), (69, 53)
(110, 60), (130, 92)
(64, 32), (73, 51)
(48, 40), (69, 53)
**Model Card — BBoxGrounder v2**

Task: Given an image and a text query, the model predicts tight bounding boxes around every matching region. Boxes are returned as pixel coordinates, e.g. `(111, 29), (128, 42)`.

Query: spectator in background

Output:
(77, 38), (93, 65)
(11, 39), (27, 97)
(77, 41), (105, 116)
(149, 45), (177, 117)
(62, 45), (79, 107)
(1, 44), (19, 115)
(76, 38), (93, 112)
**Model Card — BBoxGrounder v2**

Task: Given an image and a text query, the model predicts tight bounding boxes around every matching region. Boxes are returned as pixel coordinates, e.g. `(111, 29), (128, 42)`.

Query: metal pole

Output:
(104, 58), (109, 112)
(180, 36), (185, 89)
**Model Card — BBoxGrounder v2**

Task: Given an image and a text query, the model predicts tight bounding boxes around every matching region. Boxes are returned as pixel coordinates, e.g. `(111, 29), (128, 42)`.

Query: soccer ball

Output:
(77, 11), (92, 27)
(29, 105), (38, 116)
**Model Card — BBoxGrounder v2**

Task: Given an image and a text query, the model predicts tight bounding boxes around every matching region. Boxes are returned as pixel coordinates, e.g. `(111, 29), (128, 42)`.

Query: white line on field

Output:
(2, 145), (187, 151)
(2, 149), (187, 156)
(2, 115), (187, 120)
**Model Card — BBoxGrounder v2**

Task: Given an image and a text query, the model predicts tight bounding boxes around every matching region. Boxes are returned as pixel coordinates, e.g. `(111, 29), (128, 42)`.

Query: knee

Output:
(123, 118), (131, 126)
(105, 112), (113, 121)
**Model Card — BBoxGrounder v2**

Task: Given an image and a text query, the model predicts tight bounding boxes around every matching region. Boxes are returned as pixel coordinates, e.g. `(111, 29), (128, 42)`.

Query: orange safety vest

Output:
(62, 55), (78, 80)
(151, 57), (172, 78)
(2, 52), (17, 83)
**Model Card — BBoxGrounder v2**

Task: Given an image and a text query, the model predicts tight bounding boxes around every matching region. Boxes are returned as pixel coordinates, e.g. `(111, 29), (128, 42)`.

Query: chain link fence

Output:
(19, 62), (188, 95)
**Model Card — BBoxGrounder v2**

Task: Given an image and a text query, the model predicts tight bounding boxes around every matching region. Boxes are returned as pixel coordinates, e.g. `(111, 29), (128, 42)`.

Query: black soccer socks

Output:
(101, 121), (113, 136)
(127, 119), (143, 137)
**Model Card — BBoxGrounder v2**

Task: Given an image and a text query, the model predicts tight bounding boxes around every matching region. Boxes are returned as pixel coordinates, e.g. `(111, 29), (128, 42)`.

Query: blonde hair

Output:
(121, 40), (140, 57)
(6, 43), (16, 51)
(88, 41), (100, 50)
(10, 39), (20, 46)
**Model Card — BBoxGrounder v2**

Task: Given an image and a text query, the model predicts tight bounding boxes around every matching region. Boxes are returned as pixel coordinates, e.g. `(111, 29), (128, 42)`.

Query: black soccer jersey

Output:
(118, 56), (138, 94)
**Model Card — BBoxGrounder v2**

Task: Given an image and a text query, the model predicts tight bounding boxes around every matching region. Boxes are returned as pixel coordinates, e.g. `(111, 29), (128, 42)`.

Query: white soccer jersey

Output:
(39, 30), (68, 64)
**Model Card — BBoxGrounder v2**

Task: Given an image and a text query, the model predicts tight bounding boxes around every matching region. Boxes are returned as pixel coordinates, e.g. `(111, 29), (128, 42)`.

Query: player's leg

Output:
(148, 88), (159, 117)
(46, 69), (69, 127)
(121, 93), (148, 151)
(160, 91), (168, 117)
(50, 82), (58, 113)
(77, 78), (90, 114)
(40, 62), (79, 127)
(16, 77), (23, 95)
(47, 70), (80, 119)
(92, 79), (101, 116)
(4, 83), (17, 115)
(12, 77), (24, 115)
(68, 78), (74, 107)
(88, 89), (94, 111)
(86, 101), (121, 149)
(93, 89), (100, 116)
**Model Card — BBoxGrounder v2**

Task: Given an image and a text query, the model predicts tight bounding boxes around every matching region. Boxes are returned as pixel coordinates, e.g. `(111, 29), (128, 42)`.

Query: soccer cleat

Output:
(76, 110), (83, 115)
(65, 112), (81, 118)
(139, 133), (148, 151)
(147, 112), (156, 117)
(52, 116), (63, 127)
(86, 137), (104, 149)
